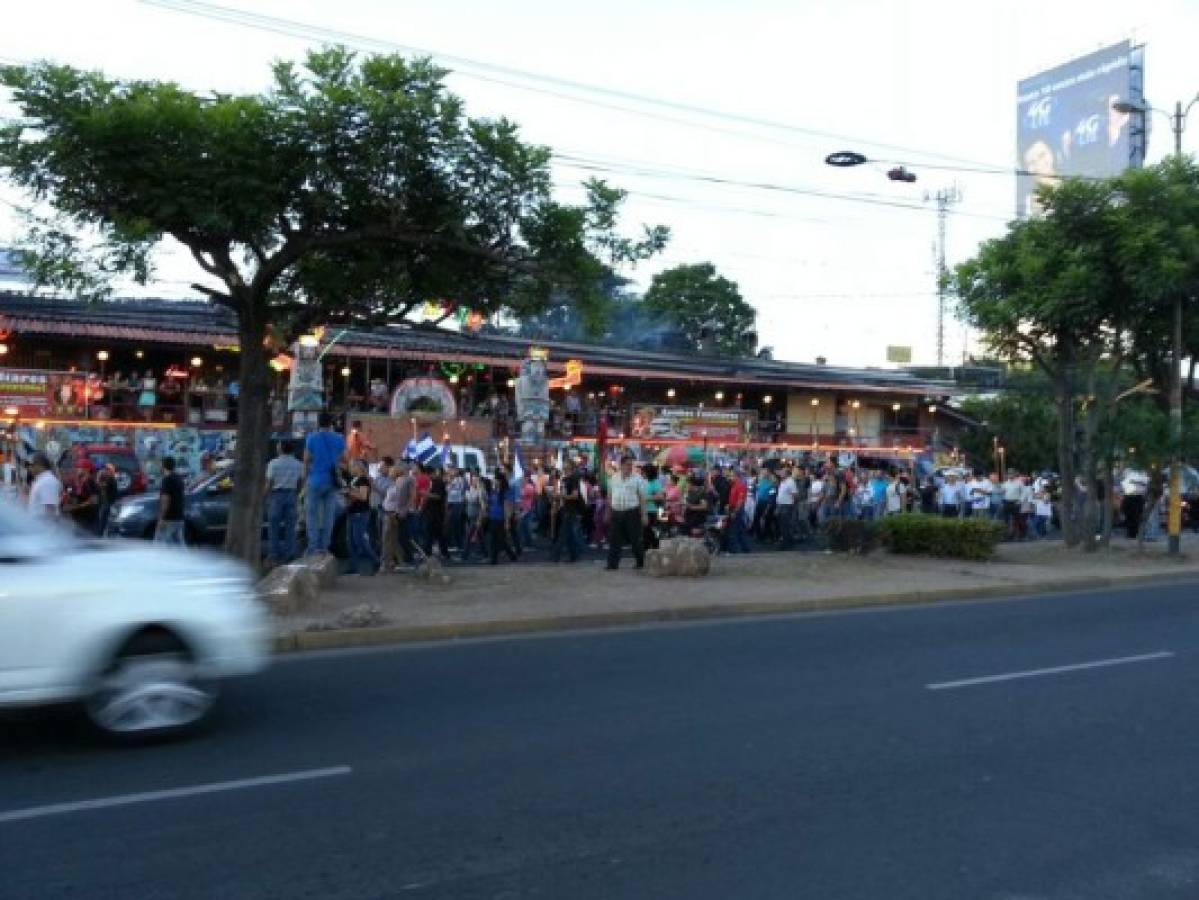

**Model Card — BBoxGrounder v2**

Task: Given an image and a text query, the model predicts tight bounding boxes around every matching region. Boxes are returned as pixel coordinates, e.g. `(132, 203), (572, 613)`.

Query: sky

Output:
(1, 0), (1196, 368)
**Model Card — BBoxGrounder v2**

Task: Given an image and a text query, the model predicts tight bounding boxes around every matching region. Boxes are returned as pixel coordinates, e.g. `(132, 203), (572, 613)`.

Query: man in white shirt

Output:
(885, 473), (908, 515)
(1002, 471), (1024, 537)
(967, 473), (992, 518)
(938, 472), (966, 518)
(776, 467), (798, 548)
(606, 454), (648, 570)
(27, 454), (62, 519)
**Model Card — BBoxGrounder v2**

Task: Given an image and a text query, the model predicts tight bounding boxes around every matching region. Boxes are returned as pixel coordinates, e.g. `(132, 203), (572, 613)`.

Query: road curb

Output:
(274, 569), (1199, 654)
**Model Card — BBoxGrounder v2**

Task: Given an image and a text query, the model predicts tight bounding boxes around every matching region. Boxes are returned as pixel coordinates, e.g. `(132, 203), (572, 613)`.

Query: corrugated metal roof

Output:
(0, 292), (952, 396)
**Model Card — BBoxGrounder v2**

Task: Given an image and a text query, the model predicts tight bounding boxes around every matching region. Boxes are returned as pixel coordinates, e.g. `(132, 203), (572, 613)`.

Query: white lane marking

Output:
(0, 765), (352, 825)
(926, 651), (1175, 691)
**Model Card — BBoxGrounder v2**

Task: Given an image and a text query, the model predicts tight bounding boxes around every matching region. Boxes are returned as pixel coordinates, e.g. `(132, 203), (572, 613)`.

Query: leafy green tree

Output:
(1114, 159), (1199, 410)
(0, 50), (667, 563)
(643, 262), (756, 356)
(954, 178), (1135, 547)
(958, 392), (1059, 474)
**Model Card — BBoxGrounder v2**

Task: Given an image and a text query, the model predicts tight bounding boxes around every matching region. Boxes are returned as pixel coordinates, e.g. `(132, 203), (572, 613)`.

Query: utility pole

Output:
(928, 186), (962, 367)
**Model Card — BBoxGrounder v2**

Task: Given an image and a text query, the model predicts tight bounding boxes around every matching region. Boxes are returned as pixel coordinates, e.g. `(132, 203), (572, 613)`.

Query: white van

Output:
(446, 444), (491, 477)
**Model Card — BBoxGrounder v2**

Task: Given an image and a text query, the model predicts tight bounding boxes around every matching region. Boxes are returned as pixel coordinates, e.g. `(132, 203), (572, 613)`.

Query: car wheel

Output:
(85, 630), (216, 741)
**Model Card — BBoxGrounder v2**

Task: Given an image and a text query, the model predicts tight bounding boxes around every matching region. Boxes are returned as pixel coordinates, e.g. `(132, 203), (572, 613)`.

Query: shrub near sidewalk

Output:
(820, 518), (878, 554)
(877, 515), (1003, 560)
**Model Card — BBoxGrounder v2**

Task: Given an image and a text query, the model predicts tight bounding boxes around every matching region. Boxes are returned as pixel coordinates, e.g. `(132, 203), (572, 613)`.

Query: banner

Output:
(629, 405), (757, 442)
(0, 369), (92, 418)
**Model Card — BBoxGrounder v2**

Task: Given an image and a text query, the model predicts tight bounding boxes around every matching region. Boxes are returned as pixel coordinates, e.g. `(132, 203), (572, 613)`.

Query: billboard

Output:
(0, 369), (94, 418)
(629, 405), (757, 442)
(1016, 41), (1145, 217)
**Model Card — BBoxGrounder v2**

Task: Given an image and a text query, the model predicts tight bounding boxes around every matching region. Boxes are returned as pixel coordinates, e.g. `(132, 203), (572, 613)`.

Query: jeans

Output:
(422, 506), (450, 559)
(488, 519), (517, 564)
(519, 509), (538, 548)
(551, 509), (583, 562)
(348, 510), (379, 574)
(776, 503), (796, 548)
(305, 483), (339, 555)
(268, 489), (298, 561)
(727, 508), (752, 553)
(154, 520), (186, 547)
(447, 502), (465, 549)
(606, 508), (644, 569)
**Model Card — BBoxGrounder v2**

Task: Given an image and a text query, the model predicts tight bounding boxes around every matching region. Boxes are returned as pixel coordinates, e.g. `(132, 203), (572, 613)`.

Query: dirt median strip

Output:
(274, 569), (1199, 654)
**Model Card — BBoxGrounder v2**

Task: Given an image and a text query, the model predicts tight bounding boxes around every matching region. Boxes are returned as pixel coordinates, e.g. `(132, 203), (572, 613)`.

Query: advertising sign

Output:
(0, 369), (93, 418)
(885, 345), (913, 364)
(629, 405), (757, 442)
(1016, 41), (1145, 217)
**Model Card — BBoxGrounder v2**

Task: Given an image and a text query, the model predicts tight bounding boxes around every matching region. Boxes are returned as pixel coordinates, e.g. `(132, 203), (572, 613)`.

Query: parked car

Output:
(60, 443), (147, 496)
(107, 469), (349, 554)
(0, 500), (270, 739)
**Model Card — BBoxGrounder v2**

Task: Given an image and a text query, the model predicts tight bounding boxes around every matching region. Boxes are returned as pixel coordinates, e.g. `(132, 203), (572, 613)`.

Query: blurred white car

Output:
(0, 501), (271, 740)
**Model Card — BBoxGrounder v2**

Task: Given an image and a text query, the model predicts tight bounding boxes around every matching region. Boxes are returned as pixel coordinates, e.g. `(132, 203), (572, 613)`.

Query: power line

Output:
(139, 0), (1018, 173)
(554, 154), (1011, 222)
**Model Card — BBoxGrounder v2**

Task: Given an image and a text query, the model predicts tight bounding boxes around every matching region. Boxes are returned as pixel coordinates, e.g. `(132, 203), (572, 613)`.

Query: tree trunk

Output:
(225, 296), (272, 568)
(1055, 380), (1079, 547)
(1079, 389), (1101, 553)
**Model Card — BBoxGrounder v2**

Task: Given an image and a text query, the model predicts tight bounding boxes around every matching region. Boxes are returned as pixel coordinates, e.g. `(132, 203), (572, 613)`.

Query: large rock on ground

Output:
(335, 603), (386, 629)
(303, 551), (340, 589)
(414, 556), (452, 585)
(258, 563), (320, 615)
(645, 537), (711, 577)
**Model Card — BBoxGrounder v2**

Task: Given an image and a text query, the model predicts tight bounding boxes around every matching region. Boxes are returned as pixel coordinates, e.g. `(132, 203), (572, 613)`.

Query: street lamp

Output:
(1112, 92), (1199, 555)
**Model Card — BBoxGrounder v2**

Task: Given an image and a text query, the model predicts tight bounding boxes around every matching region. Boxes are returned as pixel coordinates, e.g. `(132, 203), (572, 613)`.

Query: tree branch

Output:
(188, 246), (225, 280)
(190, 283), (237, 309)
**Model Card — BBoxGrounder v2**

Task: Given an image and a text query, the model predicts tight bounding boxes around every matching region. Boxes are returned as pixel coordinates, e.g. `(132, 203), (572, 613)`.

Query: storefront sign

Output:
(0, 368), (93, 418)
(629, 405), (757, 441)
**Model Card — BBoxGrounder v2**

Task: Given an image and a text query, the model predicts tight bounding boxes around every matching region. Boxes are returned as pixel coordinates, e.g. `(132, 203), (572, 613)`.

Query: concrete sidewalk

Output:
(275, 536), (1199, 652)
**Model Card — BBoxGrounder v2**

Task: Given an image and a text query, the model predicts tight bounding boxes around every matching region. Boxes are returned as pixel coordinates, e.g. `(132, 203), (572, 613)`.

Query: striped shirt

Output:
(608, 472), (647, 512)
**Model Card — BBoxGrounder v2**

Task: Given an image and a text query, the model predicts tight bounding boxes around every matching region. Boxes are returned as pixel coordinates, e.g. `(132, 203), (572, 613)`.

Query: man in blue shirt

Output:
(303, 412), (347, 554)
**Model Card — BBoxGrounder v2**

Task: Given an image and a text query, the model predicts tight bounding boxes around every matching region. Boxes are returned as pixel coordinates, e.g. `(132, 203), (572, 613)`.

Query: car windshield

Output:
(187, 470), (234, 495)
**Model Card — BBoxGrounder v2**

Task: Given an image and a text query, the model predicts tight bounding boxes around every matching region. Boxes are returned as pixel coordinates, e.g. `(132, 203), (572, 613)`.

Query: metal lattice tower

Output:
(928, 186), (962, 366)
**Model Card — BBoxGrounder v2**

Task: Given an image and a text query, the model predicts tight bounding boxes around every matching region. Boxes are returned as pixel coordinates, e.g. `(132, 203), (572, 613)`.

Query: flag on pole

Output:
(405, 432), (439, 466)
(512, 444), (525, 481)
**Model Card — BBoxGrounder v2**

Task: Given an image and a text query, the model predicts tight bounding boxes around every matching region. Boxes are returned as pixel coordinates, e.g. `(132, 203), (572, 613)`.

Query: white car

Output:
(0, 501), (271, 740)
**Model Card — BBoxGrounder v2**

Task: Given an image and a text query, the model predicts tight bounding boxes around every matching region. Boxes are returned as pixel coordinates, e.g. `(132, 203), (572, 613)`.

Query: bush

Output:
(820, 518), (878, 554)
(876, 514), (1003, 560)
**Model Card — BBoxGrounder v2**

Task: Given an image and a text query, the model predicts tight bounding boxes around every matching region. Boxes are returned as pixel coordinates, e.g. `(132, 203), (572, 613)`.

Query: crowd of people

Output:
(3, 408), (1066, 570)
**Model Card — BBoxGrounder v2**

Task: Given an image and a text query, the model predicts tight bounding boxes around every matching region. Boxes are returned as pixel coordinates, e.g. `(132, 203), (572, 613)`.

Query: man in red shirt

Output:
(726, 468), (752, 553)
(410, 463), (432, 546)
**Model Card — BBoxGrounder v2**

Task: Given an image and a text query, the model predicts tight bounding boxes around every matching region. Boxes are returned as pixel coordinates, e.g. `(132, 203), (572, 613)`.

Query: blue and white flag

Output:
(512, 445), (525, 481)
(405, 432), (439, 466)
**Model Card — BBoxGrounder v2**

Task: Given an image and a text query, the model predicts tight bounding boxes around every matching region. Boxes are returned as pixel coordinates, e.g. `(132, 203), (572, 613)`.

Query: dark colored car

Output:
(60, 443), (147, 496)
(106, 470), (348, 553)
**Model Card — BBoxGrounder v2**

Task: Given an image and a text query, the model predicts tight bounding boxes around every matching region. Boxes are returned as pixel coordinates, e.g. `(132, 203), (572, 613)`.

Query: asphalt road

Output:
(4, 580), (1199, 899)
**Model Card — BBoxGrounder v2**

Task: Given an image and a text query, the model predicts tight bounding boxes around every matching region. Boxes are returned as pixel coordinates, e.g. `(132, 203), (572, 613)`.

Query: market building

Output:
(0, 292), (967, 478)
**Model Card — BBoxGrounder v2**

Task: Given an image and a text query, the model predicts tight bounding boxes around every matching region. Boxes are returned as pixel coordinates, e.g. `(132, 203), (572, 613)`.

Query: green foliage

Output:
(1112, 159), (1199, 408)
(957, 392), (1059, 473)
(820, 518), (878, 554)
(0, 49), (669, 563)
(0, 49), (667, 331)
(643, 262), (756, 356)
(877, 515), (1003, 560)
